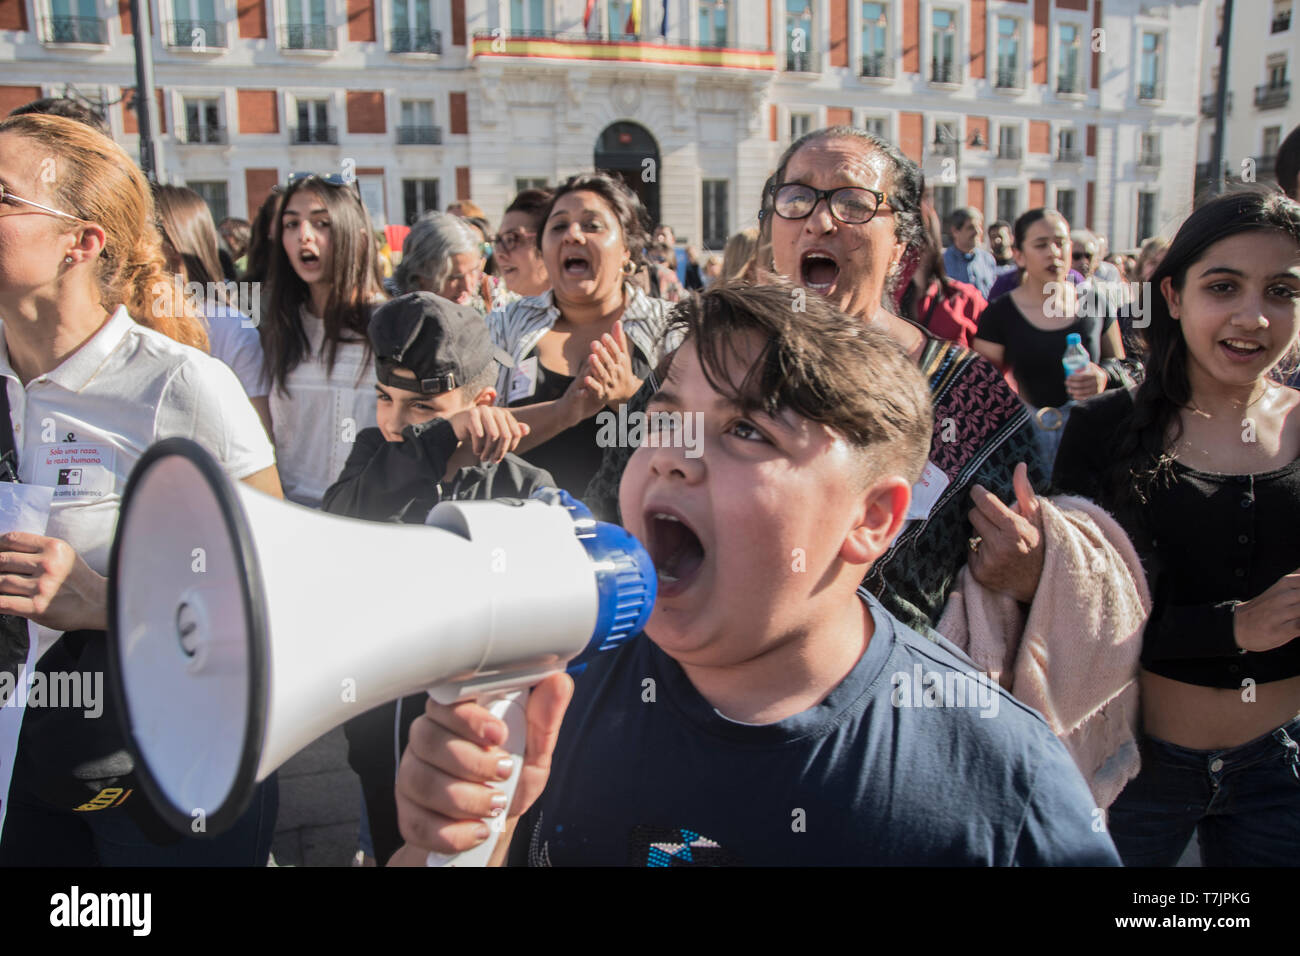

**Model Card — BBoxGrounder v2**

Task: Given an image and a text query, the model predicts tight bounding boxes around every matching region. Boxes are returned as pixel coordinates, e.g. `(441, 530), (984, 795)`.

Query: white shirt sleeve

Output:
(155, 353), (277, 480)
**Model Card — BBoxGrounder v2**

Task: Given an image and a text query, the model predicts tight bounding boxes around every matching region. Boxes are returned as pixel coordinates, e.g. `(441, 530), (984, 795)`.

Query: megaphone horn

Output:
(107, 438), (655, 865)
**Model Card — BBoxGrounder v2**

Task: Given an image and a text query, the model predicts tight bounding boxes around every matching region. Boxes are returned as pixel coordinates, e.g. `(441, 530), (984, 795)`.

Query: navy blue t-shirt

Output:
(507, 591), (1121, 866)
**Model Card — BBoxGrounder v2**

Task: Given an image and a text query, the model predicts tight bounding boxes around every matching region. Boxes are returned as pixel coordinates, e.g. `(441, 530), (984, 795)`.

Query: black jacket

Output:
(320, 417), (554, 864)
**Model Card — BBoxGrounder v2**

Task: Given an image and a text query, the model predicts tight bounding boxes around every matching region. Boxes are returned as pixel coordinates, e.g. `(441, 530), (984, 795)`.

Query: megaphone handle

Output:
(424, 686), (529, 867)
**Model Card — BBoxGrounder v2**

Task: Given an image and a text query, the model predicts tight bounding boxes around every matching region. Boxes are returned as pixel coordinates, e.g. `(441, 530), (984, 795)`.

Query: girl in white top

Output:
(0, 114), (282, 866)
(259, 175), (387, 508)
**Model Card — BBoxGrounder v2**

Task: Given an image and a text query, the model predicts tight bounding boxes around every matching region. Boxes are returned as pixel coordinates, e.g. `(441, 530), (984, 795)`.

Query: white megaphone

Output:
(107, 438), (655, 866)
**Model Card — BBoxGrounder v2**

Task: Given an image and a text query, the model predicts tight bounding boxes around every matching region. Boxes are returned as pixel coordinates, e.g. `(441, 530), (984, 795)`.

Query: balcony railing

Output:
(396, 125), (443, 144)
(997, 143), (1022, 160)
(1257, 154), (1278, 176)
(1200, 91), (1233, 116)
(1056, 74), (1082, 94)
(995, 67), (1022, 89)
(469, 30), (776, 69)
(1057, 147), (1083, 163)
(42, 15), (107, 44)
(1138, 81), (1163, 101)
(177, 125), (227, 145)
(280, 23), (337, 51)
(1138, 151), (1161, 168)
(931, 59), (956, 83)
(1255, 82), (1290, 109)
(1272, 12), (1291, 33)
(390, 27), (441, 54)
(860, 52), (892, 78)
(931, 139), (958, 157)
(290, 125), (338, 145)
(165, 19), (228, 48)
(785, 50), (819, 73)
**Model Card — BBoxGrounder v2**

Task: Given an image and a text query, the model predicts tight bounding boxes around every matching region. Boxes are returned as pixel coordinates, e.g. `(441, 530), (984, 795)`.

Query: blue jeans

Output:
(1107, 716), (1300, 867)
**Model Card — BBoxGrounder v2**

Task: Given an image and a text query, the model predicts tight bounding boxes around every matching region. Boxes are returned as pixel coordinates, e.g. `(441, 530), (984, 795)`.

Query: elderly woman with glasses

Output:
(394, 211), (487, 308)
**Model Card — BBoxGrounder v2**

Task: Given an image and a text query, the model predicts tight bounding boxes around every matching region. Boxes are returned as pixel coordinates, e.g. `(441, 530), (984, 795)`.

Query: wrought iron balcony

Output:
(931, 139), (958, 158)
(995, 68), (1022, 89)
(1138, 81), (1163, 101)
(860, 52), (892, 78)
(1057, 147), (1083, 163)
(931, 59), (956, 83)
(997, 143), (1022, 160)
(281, 23), (337, 51)
(1255, 83), (1290, 109)
(177, 125), (227, 145)
(786, 50), (819, 73)
(165, 19), (228, 48)
(1272, 12), (1291, 33)
(290, 125), (338, 145)
(1138, 151), (1161, 168)
(390, 27), (441, 54)
(43, 15), (107, 44)
(1200, 91), (1233, 116)
(396, 125), (442, 144)
(469, 30), (776, 69)
(1056, 74), (1082, 94)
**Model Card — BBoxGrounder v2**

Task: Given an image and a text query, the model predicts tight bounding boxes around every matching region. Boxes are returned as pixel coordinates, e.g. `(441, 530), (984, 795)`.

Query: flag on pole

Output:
(661, 0), (668, 37)
(583, 0), (596, 31)
(625, 0), (642, 35)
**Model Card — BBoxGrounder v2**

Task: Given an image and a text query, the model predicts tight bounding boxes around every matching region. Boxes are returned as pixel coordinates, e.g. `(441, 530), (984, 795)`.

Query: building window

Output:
(995, 17), (1021, 88)
(392, 0), (438, 52)
(1136, 191), (1157, 243)
(293, 99), (334, 144)
(169, 0), (225, 48)
(509, 0), (545, 34)
(188, 180), (228, 224)
(1273, 0), (1292, 34)
(789, 111), (814, 140)
(46, 0), (107, 43)
(403, 179), (439, 225)
(606, 0), (646, 39)
(932, 119), (958, 157)
(1139, 132), (1161, 168)
(1264, 125), (1282, 158)
(702, 179), (728, 249)
(516, 177), (548, 192)
(996, 187), (1018, 224)
(1057, 23), (1081, 92)
(1056, 188), (1076, 226)
(283, 0), (336, 50)
(931, 9), (957, 82)
(398, 100), (439, 144)
(1139, 33), (1163, 100)
(861, 2), (889, 77)
(1057, 128), (1080, 162)
(997, 125), (1020, 159)
(698, 0), (728, 46)
(932, 184), (956, 221)
(1267, 55), (1288, 88)
(785, 0), (815, 72)
(181, 97), (224, 144)
(862, 115), (888, 139)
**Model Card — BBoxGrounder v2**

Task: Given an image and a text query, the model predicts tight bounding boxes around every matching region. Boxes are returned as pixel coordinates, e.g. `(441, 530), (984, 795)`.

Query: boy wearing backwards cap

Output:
(322, 291), (554, 865)
(388, 283), (1120, 866)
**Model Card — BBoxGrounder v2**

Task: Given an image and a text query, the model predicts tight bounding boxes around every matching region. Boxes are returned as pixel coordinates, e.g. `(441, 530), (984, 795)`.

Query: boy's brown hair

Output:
(664, 281), (933, 486)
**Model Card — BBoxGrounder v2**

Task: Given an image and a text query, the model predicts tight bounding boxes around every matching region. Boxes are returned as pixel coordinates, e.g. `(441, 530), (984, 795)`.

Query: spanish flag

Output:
(625, 0), (642, 35)
(583, 0), (596, 31)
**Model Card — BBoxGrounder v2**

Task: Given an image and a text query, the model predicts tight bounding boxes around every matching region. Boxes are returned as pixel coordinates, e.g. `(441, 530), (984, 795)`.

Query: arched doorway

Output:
(593, 122), (661, 229)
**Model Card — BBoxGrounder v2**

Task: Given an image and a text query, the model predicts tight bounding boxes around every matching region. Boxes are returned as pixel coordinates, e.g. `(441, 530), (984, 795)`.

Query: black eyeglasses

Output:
(491, 229), (536, 254)
(768, 183), (890, 225)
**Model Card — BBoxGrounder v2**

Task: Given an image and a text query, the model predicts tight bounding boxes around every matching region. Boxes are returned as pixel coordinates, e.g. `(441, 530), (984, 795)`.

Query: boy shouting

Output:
(390, 284), (1119, 866)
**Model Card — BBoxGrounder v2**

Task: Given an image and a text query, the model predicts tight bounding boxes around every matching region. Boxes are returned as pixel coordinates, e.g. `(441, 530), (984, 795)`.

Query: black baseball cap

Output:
(368, 292), (509, 395)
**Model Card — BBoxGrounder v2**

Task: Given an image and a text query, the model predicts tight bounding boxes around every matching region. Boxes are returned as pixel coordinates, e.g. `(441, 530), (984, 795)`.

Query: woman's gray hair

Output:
(395, 211), (480, 293)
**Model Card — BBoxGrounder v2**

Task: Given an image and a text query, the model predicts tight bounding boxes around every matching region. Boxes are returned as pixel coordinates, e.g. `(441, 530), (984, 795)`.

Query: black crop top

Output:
(1052, 388), (1300, 688)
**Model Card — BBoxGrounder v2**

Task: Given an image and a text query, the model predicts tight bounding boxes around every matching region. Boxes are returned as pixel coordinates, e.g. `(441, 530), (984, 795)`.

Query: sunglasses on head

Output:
(273, 172), (358, 194)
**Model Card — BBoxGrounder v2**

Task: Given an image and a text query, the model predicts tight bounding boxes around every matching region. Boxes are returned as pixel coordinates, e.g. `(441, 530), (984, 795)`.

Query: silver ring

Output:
(1034, 406), (1064, 431)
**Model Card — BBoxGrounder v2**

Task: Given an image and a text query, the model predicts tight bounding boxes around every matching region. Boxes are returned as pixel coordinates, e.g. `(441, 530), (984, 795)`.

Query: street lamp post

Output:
(129, 0), (161, 181)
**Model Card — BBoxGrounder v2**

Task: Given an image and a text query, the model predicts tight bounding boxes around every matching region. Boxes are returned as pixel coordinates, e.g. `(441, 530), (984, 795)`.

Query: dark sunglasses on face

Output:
(768, 182), (890, 225)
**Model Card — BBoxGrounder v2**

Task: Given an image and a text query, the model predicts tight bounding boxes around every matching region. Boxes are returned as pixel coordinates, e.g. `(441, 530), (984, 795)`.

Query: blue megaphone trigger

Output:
(530, 488), (656, 673)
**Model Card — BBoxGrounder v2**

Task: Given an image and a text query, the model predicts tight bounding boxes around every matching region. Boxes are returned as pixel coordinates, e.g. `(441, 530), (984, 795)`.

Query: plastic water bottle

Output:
(1062, 332), (1090, 379)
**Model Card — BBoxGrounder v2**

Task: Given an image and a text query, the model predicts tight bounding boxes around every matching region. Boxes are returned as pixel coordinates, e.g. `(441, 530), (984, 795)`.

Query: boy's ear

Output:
(470, 386), (497, 407)
(839, 475), (911, 567)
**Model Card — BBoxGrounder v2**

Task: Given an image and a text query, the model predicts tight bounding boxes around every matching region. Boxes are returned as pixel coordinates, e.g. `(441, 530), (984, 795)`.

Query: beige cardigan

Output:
(936, 494), (1150, 809)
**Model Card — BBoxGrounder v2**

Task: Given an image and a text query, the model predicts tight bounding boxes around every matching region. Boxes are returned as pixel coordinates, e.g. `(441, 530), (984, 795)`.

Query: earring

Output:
(65, 255), (73, 263)
(622, 260), (635, 276)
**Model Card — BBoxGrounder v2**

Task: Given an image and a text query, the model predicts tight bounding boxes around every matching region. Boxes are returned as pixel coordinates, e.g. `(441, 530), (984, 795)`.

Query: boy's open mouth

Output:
(644, 508), (706, 597)
(800, 251), (839, 295)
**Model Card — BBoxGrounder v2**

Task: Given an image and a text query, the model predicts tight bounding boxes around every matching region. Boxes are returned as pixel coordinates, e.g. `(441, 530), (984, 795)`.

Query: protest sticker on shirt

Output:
(0, 481), (54, 841)
(508, 356), (539, 403)
(30, 444), (116, 500)
(905, 461), (950, 523)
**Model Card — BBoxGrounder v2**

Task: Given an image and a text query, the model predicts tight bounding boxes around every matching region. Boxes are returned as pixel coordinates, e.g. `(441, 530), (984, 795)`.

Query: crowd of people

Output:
(0, 95), (1298, 868)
